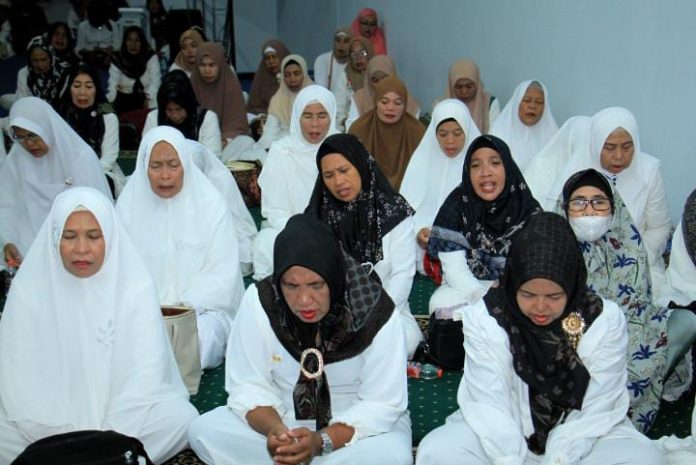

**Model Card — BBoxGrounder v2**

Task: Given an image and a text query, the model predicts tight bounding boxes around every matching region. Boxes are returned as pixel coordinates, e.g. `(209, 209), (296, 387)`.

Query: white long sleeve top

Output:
(107, 54), (161, 109)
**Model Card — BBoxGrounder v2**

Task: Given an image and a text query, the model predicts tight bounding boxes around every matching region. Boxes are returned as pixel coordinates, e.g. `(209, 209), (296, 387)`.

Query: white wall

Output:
(272, 0), (696, 221)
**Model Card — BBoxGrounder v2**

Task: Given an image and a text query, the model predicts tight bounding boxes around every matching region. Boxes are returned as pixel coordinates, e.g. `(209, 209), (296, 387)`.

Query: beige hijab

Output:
(349, 76), (425, 190)
(267, 54), (313, 128)
(354, 55), (419, 118)
(344, 37), (374, 92)
(448, 59), (492, 133)
(173, 28), (205, 74)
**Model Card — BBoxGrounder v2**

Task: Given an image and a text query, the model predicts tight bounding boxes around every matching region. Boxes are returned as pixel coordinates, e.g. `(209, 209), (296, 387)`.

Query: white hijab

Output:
(583, 107), (660, 228)
(258, 85), (338, 222)
(400, 99), (481, 231)
(524, 115), (591, 211)
(490, 80), (559, 170)
(116, 126), (244, 316)
(0, 97), (111, 256)
(188, 139), (258, 264)
(0, 187), (187, 442)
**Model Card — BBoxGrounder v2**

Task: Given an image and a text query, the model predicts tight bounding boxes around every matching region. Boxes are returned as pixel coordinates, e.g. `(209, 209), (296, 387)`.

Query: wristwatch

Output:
(319, 430), (334, 455)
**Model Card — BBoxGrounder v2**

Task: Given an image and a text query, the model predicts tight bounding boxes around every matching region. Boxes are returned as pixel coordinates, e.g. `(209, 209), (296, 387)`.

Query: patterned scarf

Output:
(257, 214), (394, 429)
(682, 189), (696, 268)
(26, 36), (71, 108)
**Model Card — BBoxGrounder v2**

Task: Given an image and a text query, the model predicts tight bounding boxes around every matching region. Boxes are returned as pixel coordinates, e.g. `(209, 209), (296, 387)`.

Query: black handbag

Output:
(12, 430), (154, 465)
(414, 314), (465, 370)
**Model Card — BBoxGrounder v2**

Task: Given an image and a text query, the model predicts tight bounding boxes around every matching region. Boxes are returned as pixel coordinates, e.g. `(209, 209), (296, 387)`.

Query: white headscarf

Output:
(490, 80), (559, 170)
(524, 116), (591, 211)
(258, 85), (338, 222)
(400, 99), (481, 232)
(0, 187), (187, 442)
(0, 97), (111, 256)
(188, 139), (258, 264)
(116, 126), (244, 317)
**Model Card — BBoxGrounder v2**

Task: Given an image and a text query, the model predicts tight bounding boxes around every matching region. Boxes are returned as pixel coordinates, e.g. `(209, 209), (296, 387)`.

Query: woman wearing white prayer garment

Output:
(0, 187), (198, 464)
(416, 212), (666, 465)
(188, 214), (412, 465)
(490, 80), (559, 170)
(252, 85), (338, 280)
(0, 96), (111, 268)
(401, 99), (481, 275)
(116, 126), (245, 369)
(524, 115), (591, 211)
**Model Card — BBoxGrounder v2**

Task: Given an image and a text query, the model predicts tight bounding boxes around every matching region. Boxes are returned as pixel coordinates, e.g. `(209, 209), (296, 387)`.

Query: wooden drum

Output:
(226, 160), (262, 207)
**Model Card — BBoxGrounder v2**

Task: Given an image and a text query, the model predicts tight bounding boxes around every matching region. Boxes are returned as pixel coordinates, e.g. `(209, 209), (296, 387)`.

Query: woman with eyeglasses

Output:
(559, 169), (692, 433)
(0, 96), (111, 269)
(350, 8), (387, 55)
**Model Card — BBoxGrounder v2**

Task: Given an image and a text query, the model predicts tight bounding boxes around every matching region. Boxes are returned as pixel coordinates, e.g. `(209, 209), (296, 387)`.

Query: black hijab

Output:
(156, 70), (207, 140)
(59, 64), (110, 157)
(305, 133), (414, 265)
(256, 214), (394, 429)
(428, 134), (542, 280)
(112, 26), (155, 80)
(484, 212), (603, 454)
(561, 168), (615, 215)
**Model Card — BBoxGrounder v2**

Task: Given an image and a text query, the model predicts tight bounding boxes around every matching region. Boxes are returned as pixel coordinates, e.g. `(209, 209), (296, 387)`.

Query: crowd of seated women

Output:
(0, 3), (695, 465)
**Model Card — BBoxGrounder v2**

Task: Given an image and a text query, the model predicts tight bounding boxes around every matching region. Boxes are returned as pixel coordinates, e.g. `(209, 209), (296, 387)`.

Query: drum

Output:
(161, 305), (201, 395)
(226, 160), (262, 207)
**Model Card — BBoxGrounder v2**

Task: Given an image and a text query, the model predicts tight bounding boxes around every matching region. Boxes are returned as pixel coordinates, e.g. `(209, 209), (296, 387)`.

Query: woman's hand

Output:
(417, 227), (431, 249)
(271, 427), (321, 465)
(3, 243), (22, 267)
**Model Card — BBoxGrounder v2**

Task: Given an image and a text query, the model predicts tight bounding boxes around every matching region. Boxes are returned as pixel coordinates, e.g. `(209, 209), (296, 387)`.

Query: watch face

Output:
(320, 431), (334, 454)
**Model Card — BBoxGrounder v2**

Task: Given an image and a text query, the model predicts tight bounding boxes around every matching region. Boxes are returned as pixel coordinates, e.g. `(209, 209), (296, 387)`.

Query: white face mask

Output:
(569, 215), (612, 242)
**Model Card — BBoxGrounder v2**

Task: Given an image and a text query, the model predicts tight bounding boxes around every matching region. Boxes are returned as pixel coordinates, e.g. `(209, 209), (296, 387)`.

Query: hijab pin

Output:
(64, 177), (74, 186)
(561, 312), (586, 350)
(299, 348), (324, 380)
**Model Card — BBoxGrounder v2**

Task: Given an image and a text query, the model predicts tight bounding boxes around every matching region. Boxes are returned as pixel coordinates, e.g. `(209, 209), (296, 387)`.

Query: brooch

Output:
(299, 348), (324, 380)
(561, 312), (586, 350)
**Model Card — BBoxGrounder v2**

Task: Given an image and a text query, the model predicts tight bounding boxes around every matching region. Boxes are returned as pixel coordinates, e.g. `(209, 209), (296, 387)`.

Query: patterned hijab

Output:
(428, 134), (541, 280)
(305, 134), (414, 265)
(683, 189), (696, 267)
(257, 214), (394, 429)
(484, 212), (603, 454)
(25, 35), (71, 108)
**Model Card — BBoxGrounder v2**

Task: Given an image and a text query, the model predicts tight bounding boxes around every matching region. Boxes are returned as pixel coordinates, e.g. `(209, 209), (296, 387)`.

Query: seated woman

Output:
(560, 169), (691, 431)
(169, 27), (205, 78)
(147, 0), (168, 52)
(333, 37), (374, 131)
(257, 54), (314, 150)
(252, 85), (337, 279)
(351, 8), (387, 55)
(188, 214), (412, 465)
(191, 42), (264, 163)
(426, 134), (541, 316)
(0, 187), (198, 464)
(0, 35), (71, 111)
(447, 59), (499, 133)
(346, 55), (420, 131)
(143, 70), (222, 157)
(47, 21), (79, 68)
(115, 126), (245, 369)
(247, 39), (290, 115)
(107, 26), (160, 132)
(416, 212), (666, 465)
(60, 64), (126, 196)
(0, 96), (111, 268)
(349, 76), (425, 190)
(306, 133), (421, 357)
(74, 1), (120, 70)
(524, 115), (591, 211)
(401, 99), (481, 275)
(490, 80), (559, 170)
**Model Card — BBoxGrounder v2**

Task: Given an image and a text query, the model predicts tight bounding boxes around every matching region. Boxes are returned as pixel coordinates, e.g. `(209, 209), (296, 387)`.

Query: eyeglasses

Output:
(11, 131), (42, 145)
(350, 50), (368, 59)
(566, 197), (611, 212)
(359, 20), (377, 27)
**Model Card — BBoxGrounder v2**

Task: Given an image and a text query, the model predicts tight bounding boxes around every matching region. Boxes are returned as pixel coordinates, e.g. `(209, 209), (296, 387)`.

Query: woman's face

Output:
(280, 265), (331, 323)
(349, 42), (369, 71)
(263, 51), (280, 73)
(12, 127), (49, 158)
(70, 72), (96, 109)
(453, 78), (477, 104)
(333, 34), (351, 61)
(469, 146), (505, 201)
(50, 26), (69, 51)
(198, 55), (220, 83)
(60, 210), (106, 278)
(376, 91), (405, 124)
(516, 278), (568, 326)
(147, 0), (160, 14)
(125, 31), (142, 55)
(517, 86), (545, 126)
(299, 102), (330, 144)
(600, 128), (634, 174)
(320, 152), (362, 202)
(29, 48), (51, 74)
(181, 38), (198, 66)
(283, 63), (304, 92)
(359, 14), (377, 37)
(566, 186), (612, 218)
(436, 120), (466, 158)
(147, 141), (184, 198)
(165, 102), (188, 124)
